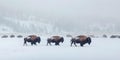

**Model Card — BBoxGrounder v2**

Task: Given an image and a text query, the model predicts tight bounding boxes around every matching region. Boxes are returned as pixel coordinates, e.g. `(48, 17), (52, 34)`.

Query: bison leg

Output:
(31, 42), (34, 45)
(55, 43), (57, 45)
(47, 41), (52, 46)
(47, 42), (49, 46)
(74, 42), (77, 47)
(34, 42), (37, 45)
(47, 39), (53, 46)
(71, 41), (74, 46)
(80, 43), (84, 47)
(31, 42), (37, 46)
(37, 39), (40, 43)
(23, 40), (27, 46)
(38, 40), (40, 43)
(31, 42), (35, 45)
(55, 42), (60, 46)
(46, 40), (48, 46)
(48, 42), (52, 46)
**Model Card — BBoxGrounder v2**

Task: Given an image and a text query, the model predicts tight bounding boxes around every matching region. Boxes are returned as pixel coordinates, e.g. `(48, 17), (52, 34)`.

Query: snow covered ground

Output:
(0, 36), (120, 60)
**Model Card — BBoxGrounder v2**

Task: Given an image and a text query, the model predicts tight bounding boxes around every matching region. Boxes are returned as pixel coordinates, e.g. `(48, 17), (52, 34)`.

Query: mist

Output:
(0, 0), (120, 34)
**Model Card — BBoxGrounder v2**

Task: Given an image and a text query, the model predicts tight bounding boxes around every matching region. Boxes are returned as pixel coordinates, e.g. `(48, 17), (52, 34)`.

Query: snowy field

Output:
(0, 36), (120, 60)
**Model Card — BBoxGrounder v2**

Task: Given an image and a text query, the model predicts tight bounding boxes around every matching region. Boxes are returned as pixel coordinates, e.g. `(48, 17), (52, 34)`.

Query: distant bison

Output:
(24, 35), (41, 46)
(71, 35), (91, 47)
(102, 34), (107, 38)
(1, 35), (8, 38)
(17, 35), (23, 38)
(10, 35), (15, 38)
(110, 35), (119, 38)
(66, 34), (72, 37)
(47, 36), (64, 46)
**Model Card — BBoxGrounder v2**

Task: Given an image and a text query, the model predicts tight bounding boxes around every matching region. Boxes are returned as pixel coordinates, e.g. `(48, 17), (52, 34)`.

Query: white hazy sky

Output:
(0, 0), (120, 33)
(0, 0), (120, 18)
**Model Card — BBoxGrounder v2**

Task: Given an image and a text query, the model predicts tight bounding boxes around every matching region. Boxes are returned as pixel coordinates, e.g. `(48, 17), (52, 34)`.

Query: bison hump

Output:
(26, 37), (31, 39)
(51, 36), (61, 40)
(29, 35), (37, 40)
(77, 35), (87, 41)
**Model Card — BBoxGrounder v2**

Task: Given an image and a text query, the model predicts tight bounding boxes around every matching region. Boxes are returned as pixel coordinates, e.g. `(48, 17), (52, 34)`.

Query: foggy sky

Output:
(0, 0), (120, 33)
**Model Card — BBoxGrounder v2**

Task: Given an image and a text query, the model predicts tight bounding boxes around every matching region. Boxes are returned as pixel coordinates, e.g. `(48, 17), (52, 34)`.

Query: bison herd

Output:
(24, 35), (92, 47)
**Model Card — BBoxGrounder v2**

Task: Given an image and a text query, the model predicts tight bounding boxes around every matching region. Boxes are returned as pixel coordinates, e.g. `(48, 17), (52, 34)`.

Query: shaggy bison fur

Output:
(47, 36), (64, 46)
(24, 35), (41, 46)
(71, 35), (91, 47)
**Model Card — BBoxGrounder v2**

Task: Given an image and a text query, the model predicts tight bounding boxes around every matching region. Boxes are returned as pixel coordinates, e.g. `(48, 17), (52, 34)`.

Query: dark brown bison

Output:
(47, 36), (64, 46)
(71, 35), (91, 47)
(24, 35), (41, 46)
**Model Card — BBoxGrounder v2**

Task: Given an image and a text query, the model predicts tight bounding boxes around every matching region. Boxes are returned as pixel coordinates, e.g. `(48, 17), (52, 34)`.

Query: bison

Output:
(24, 35), (41, 46)
(71, 35), (91, 47)
(47, 36), (64, 46)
